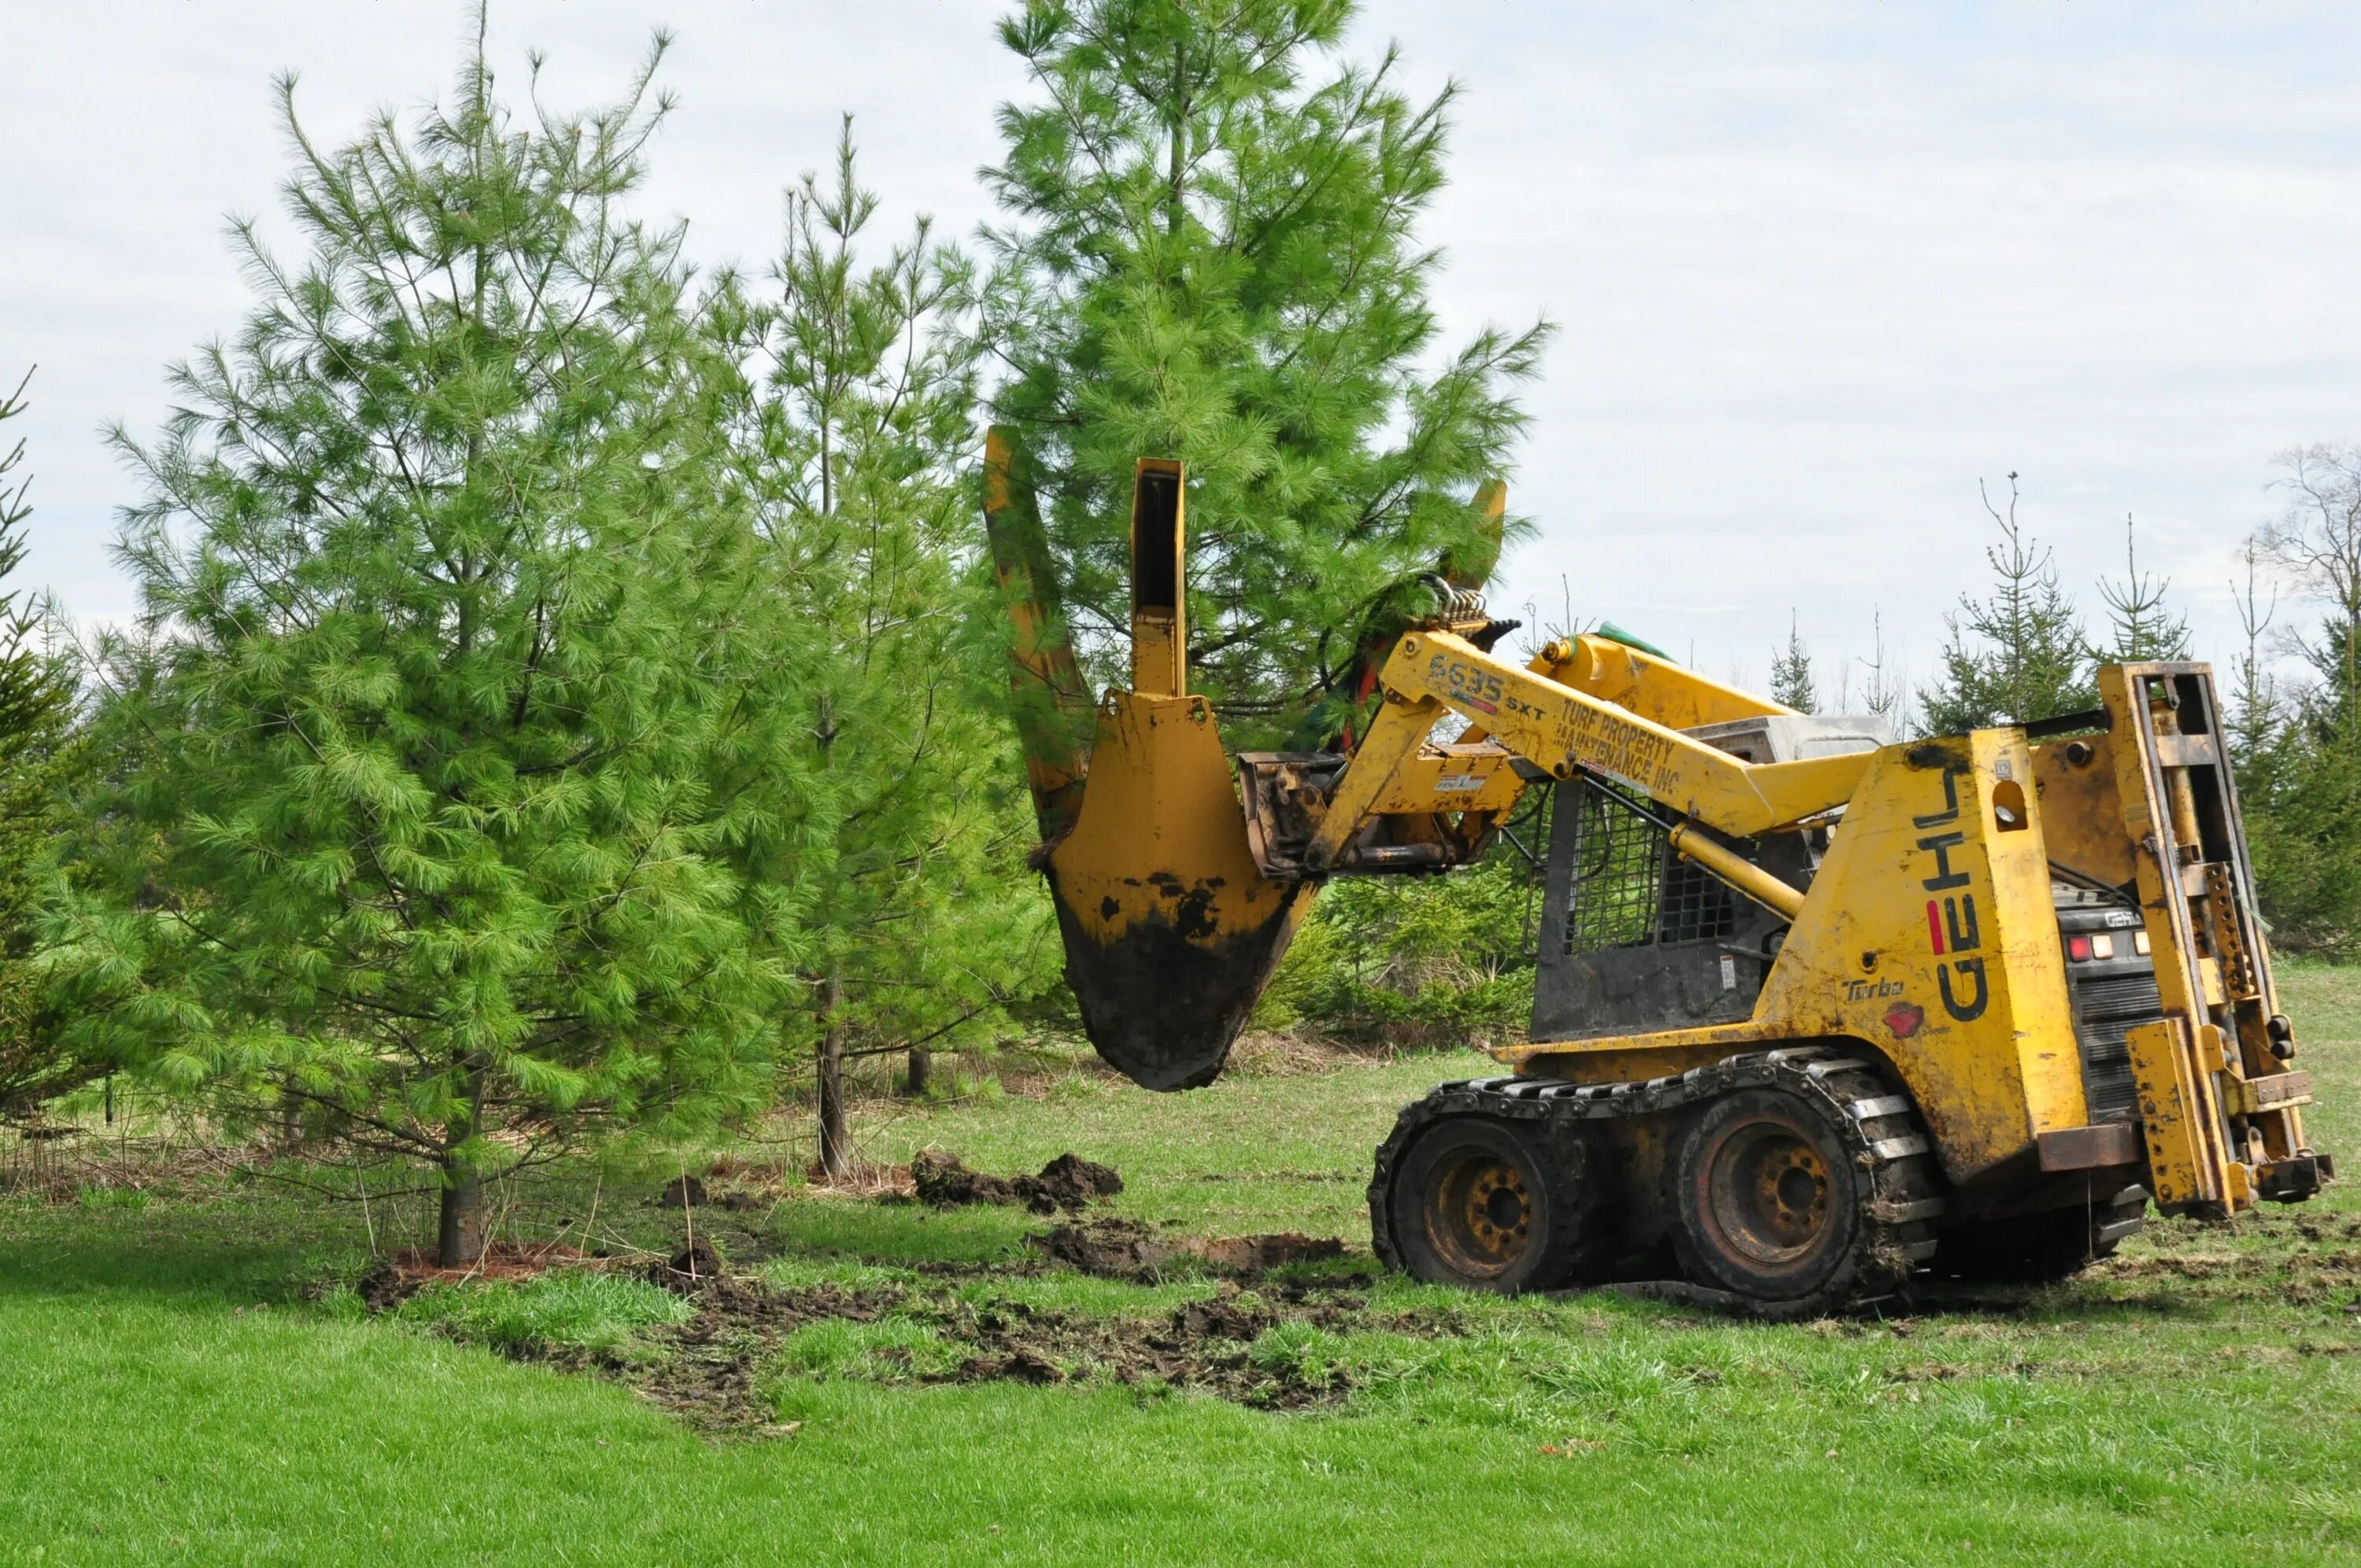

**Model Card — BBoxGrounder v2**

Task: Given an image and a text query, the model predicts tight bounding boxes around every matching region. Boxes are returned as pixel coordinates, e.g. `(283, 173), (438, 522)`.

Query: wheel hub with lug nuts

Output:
(1427, 1153), (1532, 1276)
(1710, 1121), (1832, 1264)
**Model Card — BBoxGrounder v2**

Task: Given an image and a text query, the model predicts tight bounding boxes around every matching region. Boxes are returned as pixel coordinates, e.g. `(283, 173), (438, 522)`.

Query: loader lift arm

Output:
(1291, 627), (1871, 874)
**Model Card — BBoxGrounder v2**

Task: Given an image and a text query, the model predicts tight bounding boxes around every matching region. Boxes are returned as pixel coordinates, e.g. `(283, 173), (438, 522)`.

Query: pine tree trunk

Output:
(904, 1046), (932, 1098)
(437, 1071), (486, 1267)
(438, 1158), (485, 1267)
(818, 976), (850, 1178)
(279, 1079), (304, 1152)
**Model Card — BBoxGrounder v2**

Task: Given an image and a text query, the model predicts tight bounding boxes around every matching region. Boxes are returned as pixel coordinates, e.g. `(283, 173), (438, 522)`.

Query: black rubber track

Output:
(1369, 1046), (1947, 1317)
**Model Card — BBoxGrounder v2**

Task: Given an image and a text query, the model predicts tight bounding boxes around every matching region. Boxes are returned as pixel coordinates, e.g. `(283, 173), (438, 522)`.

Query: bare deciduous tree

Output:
(2263, 443), (2361, 737)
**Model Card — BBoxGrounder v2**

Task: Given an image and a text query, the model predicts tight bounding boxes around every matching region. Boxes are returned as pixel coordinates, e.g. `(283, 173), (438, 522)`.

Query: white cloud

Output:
(4, 0), (2355, 696)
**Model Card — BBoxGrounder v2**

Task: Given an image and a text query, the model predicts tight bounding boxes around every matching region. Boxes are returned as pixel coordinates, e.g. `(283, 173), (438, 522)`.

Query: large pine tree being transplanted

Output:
(68, 31), (785, 1264)
(980, 0), (1550, 742)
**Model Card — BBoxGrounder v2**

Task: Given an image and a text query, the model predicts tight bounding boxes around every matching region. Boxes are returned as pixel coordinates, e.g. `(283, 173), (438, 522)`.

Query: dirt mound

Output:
(655, 1175), (710, 1208)
(635, 1280), (901, 1428)
(689, 1278), (892, 1336)
(910, 1150), (1011, 1205)
(1172, 1297), (1275, 1341)
(911, 1150), (1124, 1215)
(1029, 1152), (1125, 1210)
(1188, 1233), (1344, 1272)
(958, 1348), (1065, 1385)
(1036, 1218), (1174, 1275)
(356, 1260), (412, 1312)
(649, 1241), (725, 1291)
(930, 1284), (1347, 1410)
(1033, 1218), (1348, 1280)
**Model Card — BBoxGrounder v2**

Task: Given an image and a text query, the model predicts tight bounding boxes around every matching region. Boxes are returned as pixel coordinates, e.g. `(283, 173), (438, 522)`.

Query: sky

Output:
(5, 0), (2357, 704)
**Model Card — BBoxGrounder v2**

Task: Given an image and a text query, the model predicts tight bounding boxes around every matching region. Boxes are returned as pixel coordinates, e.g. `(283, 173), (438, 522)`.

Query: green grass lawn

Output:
(4, 967), (2359, 1566)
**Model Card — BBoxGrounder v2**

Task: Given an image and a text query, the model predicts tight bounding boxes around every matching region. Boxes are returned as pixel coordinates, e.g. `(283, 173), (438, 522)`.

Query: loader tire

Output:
(1665, 1062), (1940, 1309)
(1375, 1116), (1589, 1294)
(1933, 1188), (2147, 1284)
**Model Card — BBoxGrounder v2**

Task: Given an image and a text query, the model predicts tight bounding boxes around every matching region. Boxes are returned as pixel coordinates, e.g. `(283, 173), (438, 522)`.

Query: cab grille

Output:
(2057, 902), (2162, 1124)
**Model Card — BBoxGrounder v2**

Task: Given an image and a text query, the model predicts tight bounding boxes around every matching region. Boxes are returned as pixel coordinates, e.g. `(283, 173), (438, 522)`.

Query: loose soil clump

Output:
(355, 1259), (412, 1313)
(1034, 1217), (1173, 1275)
(633, 1278), (903, 1428)
(917, 1281), (1366, 1410)
(649, 1241), (725, 1290)
(1033, 1217), (1346, 1279)
(911, 1150), (1124, 1215)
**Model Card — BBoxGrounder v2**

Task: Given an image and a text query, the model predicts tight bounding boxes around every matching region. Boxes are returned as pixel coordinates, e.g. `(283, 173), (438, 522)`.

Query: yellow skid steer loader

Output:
(984, 435), (2330, 1312)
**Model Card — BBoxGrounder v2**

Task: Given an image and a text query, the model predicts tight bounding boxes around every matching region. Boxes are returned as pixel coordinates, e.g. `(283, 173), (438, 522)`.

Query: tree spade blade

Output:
(1044, 691), (1310, 1090)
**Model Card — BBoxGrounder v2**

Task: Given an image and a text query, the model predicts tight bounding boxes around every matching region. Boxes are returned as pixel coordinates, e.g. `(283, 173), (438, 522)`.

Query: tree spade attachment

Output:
(985, 434), (1309, 1088)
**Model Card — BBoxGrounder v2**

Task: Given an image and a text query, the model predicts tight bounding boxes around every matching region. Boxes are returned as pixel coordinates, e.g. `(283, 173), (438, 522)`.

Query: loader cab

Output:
(1530, 713), (1890, 1042)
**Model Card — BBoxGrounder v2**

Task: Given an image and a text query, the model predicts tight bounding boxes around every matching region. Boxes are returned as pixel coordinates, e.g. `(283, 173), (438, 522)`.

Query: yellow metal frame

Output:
(1549, 633), (1789, 732)
(1305, 630), (1871, 872)
(1129, 458), (1188, 699)
(1363, 743), (1529, 817)
(2097, 663), (2311, 1212)
(1499, 729), (2089, 1186)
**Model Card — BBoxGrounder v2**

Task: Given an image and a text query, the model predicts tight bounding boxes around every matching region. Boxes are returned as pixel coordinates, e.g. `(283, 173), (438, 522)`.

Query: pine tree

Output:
(65, 30), (782, 1264)
(2239, 714), (2361, 954)
(2226, 535), (2281, 769)
(2093, 512), (2191, 664)
(1921, 474), (2093, 734)
(705, 126), (1053, 1171)
(980, 0), (1550, 742)
(0, 373), (82, 1119)
(1768, 611), (1816, 714)
(1836, 608), (1912, 732)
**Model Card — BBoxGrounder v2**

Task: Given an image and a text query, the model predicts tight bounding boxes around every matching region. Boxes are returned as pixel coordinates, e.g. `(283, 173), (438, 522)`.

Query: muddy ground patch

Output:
(379, 1221), (1434, 1432)
(619, 1261), (1447, 1429)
